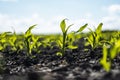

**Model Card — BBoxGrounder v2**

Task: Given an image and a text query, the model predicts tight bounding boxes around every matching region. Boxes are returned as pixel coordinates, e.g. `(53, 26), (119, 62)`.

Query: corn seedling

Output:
(8, 31), (18, 52)
(0, 32), (11, 52)
(0, 19), (120, 73)
(56, 19), (73, 56)
(100, 32), (120, 72)
(24, 24), (40, 56)
(100, 44), (111, 72)
(66, 23), (88, 49)
(57, 19), (87, 56)
(86, 23), (103, 50)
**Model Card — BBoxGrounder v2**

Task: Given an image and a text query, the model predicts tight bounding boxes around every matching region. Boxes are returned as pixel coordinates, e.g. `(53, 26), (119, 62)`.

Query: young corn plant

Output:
(100, 44), (111, 72)
(24, 24), (40, 56)
(31, 35), (41, 53)
(57, 19), (87, 56)
(0, 32), (11, 52)
(110, 40), (120, 60)
(100, 32), (120, 72)
(66, 23), (88, 49)
(8, 31), (26, 53)
(8, 31), (18, 51)
(86, 23), (103, 50)
(106, 31), (120, 60)
(0, 32), (10, 73)
(56, 19), (73, 56)
(108, 32), (120, 60)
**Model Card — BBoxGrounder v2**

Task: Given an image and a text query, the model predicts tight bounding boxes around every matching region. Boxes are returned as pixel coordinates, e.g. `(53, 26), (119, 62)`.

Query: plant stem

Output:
(62, 33), (66, 55)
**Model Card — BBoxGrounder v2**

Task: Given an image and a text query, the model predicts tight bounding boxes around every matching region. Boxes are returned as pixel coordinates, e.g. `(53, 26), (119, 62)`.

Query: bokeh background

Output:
(0, 0), (120, 34)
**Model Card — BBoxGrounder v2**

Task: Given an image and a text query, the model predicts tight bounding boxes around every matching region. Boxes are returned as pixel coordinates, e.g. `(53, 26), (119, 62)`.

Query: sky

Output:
(0, 0), (120, 34)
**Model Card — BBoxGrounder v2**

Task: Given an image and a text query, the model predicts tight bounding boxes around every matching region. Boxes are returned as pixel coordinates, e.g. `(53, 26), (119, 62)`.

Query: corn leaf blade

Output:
(60, 19), (66, 33)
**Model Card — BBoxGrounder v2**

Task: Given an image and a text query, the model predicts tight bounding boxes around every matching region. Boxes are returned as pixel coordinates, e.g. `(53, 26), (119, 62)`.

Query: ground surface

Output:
(0, 38), (120, 80)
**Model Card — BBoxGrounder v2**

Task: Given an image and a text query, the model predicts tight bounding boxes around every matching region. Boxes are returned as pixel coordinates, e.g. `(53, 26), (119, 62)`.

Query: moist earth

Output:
(0, 38), (120, 80)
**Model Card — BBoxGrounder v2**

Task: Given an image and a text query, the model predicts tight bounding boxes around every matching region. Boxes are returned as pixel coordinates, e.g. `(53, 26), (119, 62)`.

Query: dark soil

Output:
(1, 38), (120, 80)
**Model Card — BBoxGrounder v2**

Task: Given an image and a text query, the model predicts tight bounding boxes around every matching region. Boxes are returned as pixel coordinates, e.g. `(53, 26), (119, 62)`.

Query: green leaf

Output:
(87, 36), (94, 48)
(28, 24), (37, 31)
(56, 52), (63, 56)
(60, 19), (66, 33)
(110, 40), (120, 59)
(67, 45), (78, 49)
(76, 23), (88, 33)
(100, 44), (111, 72)
(65, 24), (73, 34)
(102, 44), (108, 60)
(56, 40), (63, 48)
(0, 46), (3, 51)
(25, 24), (37, 37)
(88, 28), (96, 37)
(110, 47), (117, 59)
(100, 60), (111, 72)
(0, 32), (11, 38)
(96, 23), (103, 34)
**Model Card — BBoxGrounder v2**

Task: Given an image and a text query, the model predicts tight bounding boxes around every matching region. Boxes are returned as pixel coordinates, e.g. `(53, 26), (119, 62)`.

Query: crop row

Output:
(0, 19), (120, 72)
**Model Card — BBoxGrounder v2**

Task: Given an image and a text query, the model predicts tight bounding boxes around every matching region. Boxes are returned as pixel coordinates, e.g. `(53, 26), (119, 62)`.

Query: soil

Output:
(0, 38), (120, 80)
